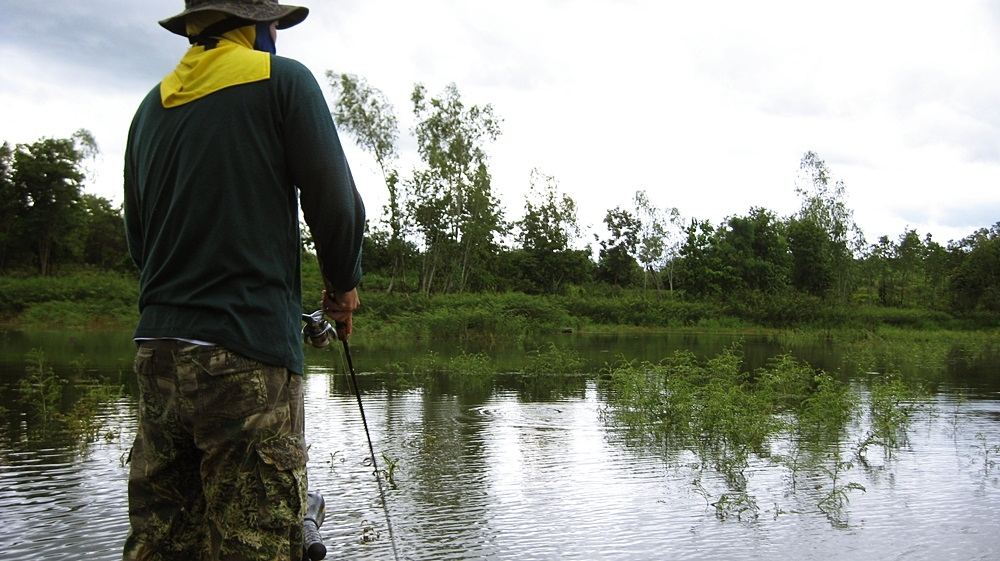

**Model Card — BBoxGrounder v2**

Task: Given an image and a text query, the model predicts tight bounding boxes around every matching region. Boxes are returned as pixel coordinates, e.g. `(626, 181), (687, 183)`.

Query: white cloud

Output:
(2, 0), (998, 247)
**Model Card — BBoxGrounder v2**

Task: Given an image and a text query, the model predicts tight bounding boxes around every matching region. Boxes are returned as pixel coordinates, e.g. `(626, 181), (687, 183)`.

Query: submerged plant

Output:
(390, 350), (494, 378)
(857, 373), (927, 458)
(520, 343), (586, 376)
(601, 346), (909, 527)
(947, 390), (968, 441)
(446, 351), (494, 377)
(380, 452), (400, 489)
(18, 349), (67, 429)
(16, 351), (124, 446)
(972, 433), (1000, 474)
(816, 454), (866, 527)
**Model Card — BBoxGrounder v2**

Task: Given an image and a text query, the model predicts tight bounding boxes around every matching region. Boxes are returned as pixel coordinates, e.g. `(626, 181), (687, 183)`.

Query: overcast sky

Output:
(2, 0), (999, 246)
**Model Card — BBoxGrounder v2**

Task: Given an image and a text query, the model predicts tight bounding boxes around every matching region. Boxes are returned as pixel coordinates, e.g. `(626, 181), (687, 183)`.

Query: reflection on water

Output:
(0, 332), (998, 560)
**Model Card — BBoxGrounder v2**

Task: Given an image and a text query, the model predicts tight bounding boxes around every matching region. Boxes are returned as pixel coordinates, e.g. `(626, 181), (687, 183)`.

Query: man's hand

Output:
(322, 288), (360, 340)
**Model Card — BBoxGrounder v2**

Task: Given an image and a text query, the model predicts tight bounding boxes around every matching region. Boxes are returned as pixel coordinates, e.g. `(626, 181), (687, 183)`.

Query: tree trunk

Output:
(37, 236), (51, 276)
(459, 237), (472, 292)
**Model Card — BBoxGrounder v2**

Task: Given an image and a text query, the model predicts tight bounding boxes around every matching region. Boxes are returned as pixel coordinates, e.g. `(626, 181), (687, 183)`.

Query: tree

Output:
(660, 208), (684, 294)
(11, 130), (96, 275)
(868, 235), (897, 306)
(786, 216), (834, 296)
(677, 219), (725, 297)
(518, 169), (579, 253)
(949, 223), (1000, 313)
(514, 169), (587, 292)
(595, 206), (641, 287)
(0, 142), (20, 271)
(633, 190), (667, 292)
(327, 72), (408, 291)
(795, 151), (864, 300)
(894, 228), (923, 307)
(716, 207), (790, 294)
(409, 83), (503, 293)
(81, 194), (128, 270)
(922, 233), (950, 309)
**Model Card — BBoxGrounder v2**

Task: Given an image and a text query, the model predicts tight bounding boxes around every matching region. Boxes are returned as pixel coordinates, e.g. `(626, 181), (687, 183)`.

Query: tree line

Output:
(2, 77), (997, 317)
(330, 74), (999, 315)
(0, 131), (128, 276)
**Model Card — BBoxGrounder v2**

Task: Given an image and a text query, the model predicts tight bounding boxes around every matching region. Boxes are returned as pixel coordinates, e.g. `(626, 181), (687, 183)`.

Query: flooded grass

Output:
(600, 344), (928, 526)
(6, 350), (125, 451)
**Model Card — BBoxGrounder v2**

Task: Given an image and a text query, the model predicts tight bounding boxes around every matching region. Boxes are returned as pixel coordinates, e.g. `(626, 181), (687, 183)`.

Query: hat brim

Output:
(159, 3), (308, 36)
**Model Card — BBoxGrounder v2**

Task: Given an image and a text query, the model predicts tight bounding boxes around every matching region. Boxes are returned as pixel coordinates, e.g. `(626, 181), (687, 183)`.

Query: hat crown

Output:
(159, 0), (308, 36)
(184, 0), (279, 10)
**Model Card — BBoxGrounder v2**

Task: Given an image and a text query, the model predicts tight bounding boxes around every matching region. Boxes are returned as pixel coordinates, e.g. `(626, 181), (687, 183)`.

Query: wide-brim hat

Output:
(159, 0), (309, 36)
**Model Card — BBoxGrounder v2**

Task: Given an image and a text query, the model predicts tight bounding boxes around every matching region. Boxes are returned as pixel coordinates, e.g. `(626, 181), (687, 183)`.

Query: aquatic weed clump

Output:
(520, 343), (586, 376)
(15, 350), (125, 448)
(856, 372), (928, 459)
(604, 347), (852, 453)
(602, 346), (870, 522)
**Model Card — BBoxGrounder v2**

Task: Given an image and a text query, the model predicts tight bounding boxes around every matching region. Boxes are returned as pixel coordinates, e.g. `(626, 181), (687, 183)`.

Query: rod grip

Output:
(303, 491), (326, 560)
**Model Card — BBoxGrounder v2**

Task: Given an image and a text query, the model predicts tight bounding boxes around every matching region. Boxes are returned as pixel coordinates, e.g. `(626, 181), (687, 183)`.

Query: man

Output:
(122, 1), (364, 559)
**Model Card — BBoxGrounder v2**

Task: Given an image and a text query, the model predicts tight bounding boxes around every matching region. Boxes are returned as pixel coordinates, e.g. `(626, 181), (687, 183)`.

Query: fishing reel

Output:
(301, 310), (336, 348)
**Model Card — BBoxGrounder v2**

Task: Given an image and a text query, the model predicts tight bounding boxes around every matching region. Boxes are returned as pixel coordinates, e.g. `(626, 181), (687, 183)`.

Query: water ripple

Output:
(1, 374), (999, 560)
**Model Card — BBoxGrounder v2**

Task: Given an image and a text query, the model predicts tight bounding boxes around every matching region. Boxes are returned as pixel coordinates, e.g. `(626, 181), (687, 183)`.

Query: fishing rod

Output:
(303, 311), (402, 561)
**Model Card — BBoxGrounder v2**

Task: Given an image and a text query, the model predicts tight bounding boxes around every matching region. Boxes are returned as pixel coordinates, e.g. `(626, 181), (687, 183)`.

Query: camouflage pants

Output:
(123, 341), (307, 561)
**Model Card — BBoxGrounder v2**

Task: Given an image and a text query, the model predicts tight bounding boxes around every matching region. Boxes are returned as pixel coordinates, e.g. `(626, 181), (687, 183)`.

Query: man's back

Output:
(125, 56), (363, 374)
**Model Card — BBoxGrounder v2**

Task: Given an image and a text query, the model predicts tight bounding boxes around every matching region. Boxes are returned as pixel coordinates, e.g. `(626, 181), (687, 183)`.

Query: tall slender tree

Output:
(409, 83), (502, 293)
(795, 151), (864, 300)
(327, 72), (408, 291)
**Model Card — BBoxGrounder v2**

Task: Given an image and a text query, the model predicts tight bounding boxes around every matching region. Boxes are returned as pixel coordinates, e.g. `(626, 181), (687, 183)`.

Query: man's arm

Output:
(278, 58), (365, 332)
(123, 134), (144, 271)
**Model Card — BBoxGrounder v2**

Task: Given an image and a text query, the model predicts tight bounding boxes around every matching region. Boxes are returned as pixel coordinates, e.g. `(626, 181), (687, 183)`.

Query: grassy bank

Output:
(1, 269), (997, 338)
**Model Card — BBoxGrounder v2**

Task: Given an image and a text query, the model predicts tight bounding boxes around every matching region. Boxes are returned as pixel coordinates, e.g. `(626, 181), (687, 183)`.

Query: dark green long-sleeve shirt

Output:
(124, 55), (364, 374)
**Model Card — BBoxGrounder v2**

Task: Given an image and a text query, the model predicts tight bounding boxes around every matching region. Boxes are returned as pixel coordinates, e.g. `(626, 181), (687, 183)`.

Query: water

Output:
(1, 331), (999, 560)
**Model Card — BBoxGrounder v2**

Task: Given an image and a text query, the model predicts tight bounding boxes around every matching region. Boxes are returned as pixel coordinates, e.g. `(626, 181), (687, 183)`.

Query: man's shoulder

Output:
(129, 84), (166, 134)
(269, 55), (314, 81)
(136, 83), (163, 110)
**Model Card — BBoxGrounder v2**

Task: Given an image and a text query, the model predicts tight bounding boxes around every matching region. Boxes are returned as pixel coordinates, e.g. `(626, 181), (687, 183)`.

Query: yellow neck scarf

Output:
(160, 13), (271, 108)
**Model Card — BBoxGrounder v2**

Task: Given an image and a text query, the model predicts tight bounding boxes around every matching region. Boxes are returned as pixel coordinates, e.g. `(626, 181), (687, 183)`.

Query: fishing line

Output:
(339, 336), (402, 561)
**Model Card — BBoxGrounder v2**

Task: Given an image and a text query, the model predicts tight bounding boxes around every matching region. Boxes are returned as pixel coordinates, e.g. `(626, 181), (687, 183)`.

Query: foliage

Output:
(81, 195), (129, 270)
(4, 116), (1000, 335)
(815, 455), (866, 526)
(15, 350), (124, 445)
(10, 134), (88, 274)
(409, 83), (503, 294)
(328, 72), (409, 292)
(19, 349), (65, 428)
(501, 248), (594, 295)
(857, 372), (927, 455)
(786, 216), (834, 296)
(0, 130), (124, 276)
(595, 206), (642, 287)
(514, 169), (586, 292)
(387, 350), (494, 377)
(0, 142), (18, 270)
(949, 223), (1000, 313)
(795, 151), (865, 300)
(520, 343), (586, 376)
(716, 207), (790, 294)
(602, 346), (928, 526)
